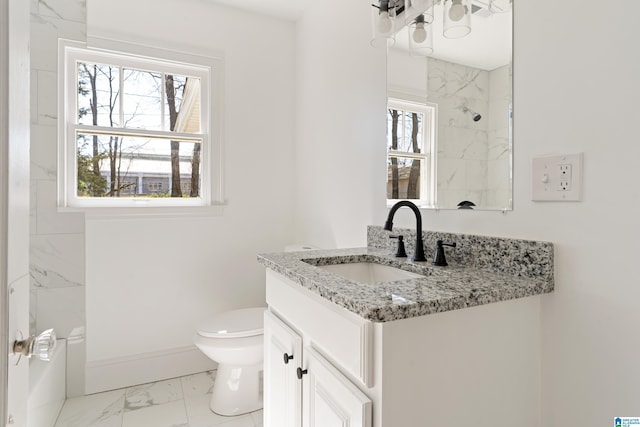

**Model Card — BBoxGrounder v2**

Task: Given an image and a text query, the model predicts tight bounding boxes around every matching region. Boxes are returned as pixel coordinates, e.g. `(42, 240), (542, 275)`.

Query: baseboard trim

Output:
(85, 345), (216, 394)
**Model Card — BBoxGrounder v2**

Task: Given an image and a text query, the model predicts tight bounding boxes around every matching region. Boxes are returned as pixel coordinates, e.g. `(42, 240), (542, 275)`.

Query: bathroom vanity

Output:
(258, 227), (554, 427)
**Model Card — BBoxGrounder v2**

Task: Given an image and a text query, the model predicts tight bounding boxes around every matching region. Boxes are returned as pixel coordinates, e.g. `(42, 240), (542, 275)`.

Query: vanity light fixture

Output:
(372, 0), (511, 56)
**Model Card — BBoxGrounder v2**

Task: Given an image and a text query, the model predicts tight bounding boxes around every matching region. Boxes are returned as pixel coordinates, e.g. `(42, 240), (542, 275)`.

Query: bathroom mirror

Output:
(386, 1), (512, 211)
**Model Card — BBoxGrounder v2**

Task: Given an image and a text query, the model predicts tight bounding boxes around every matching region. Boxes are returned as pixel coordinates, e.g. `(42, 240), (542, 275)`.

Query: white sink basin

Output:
(316, 262), (425, 284)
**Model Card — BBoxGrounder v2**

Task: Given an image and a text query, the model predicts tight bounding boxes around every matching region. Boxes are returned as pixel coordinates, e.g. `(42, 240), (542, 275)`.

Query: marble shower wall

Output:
(427, 56), (511, 209)
(30, 0), (87, 395)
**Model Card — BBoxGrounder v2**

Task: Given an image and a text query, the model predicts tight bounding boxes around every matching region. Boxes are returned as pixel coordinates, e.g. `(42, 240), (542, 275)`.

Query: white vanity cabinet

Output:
(264, 310), (302, 427)
(264, 311), (372, 427)
(264, 268), (542, 427)
(264, 270), (372, 427)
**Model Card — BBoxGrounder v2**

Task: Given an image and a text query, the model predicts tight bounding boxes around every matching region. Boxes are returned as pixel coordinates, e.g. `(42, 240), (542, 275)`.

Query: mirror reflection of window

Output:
(386, 99), (437, 207)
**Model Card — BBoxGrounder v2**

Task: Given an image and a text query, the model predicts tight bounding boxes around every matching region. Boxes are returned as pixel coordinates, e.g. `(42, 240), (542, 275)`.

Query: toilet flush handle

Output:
(283, 353), (294, 364)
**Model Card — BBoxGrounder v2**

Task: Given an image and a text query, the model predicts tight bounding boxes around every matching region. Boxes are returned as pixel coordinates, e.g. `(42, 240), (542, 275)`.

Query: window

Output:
(386, 98), (436, 207)
(58, 39), (223, 210)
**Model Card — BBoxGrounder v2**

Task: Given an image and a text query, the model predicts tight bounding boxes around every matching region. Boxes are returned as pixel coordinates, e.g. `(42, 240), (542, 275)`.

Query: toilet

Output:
(194, 244), (318, 416)
(194, 307), (266, 416)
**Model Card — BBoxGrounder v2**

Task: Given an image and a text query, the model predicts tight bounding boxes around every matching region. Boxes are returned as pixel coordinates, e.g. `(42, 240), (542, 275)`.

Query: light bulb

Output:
(448, 0), (466, 21)
(378, 11), (393, 34)
(412, 23), (427, 43)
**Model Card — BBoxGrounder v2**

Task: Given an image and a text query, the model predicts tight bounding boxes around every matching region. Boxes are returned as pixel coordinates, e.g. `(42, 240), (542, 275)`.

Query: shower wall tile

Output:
(30, 124), (58, 180)
(30, 2), (87, 395)
(30, 70), (39, 124)
(30, 13), (86, 72)
(36, 70), (58, 125)
(35, 286), (85, 337)
(30, 233), (85, 290)
(36, 180), (85, 235)
(37, 0), (87, 23)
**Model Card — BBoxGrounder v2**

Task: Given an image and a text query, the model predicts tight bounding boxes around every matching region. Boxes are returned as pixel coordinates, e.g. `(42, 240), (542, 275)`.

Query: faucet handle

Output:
(389, 235), (407, 258)
(432, 240), (457, 266)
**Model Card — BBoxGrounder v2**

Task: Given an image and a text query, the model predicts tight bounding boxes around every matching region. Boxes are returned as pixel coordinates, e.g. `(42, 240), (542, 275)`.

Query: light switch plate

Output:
(531, 153), (583, 201)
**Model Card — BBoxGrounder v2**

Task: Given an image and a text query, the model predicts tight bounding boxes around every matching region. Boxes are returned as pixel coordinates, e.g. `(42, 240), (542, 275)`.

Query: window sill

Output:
(59, 204), (225, 220)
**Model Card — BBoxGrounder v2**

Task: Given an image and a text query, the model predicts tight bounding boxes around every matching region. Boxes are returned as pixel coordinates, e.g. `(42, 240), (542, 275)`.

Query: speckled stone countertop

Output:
(257, 227), (554, 323)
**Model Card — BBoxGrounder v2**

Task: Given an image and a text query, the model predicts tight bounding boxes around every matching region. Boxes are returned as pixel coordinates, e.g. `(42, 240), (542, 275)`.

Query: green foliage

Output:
(77, 139), (108, 197)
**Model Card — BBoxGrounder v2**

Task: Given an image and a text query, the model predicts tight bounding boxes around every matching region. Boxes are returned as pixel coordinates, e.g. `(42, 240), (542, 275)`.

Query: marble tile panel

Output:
(488, 98), (511, 131)
(30, 181), (38, 235)
(54, 388), (125, 427)
(30, 70), (39, 124)
(182, 371), (216, 419)
(487, 157), (511, 191)
(121, 400), (188, 427)
(188, 412), (256, 427)
(439, 126), (488, 161)
(445, 62), (489, 100)
(35, 285), (85, 338)
(487, 129), (510, 159)
(36, 179), (85, 234)
(30, 288), (38, 335)
(31, 14), (86, 72)
(426, 57), (448, 98)
(464, 159), (489, 191)
(36, 70), (58, 126)
(437, 158), (468, 190)
(124, 378), (184, 411)
(31, 125), (58, 180)
(38, 0), (86, 23)
(30, 233), (85, 289)
(489, 63), (511, 100)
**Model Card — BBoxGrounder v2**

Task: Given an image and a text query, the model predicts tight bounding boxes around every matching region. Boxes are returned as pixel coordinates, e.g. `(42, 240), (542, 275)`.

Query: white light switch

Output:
(531, 153), (583, 201)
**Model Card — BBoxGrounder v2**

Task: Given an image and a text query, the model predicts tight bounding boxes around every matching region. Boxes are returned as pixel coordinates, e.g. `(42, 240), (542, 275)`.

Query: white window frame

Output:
(386, 98), (437, 208)
(57, 39), (224, 214)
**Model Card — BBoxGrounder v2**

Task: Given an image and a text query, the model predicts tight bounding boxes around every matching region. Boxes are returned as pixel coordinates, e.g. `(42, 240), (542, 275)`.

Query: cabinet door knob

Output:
(296, 367), (308, 379)
(283, 353), (294, 364)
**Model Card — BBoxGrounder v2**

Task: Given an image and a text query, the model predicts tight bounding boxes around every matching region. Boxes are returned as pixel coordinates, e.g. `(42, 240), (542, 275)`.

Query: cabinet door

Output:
(264, 311), (303, 427)
(302, 348), (372, 427)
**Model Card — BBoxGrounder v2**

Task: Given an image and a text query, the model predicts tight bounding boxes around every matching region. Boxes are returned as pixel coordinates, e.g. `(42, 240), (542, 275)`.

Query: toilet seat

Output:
(196, 307), (265, 339)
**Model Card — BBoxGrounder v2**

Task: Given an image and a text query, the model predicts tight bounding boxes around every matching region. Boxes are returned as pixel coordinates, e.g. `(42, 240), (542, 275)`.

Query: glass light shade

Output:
(409, 16), (433, 56)
(489, 0), (512, 13)
(404, 0), (434, 25)
(371, 2), (397, 48)
(443, 0), (471, 39)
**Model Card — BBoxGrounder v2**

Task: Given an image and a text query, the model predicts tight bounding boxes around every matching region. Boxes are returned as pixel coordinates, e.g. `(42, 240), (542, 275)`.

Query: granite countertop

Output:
(257, 244), (554, 323)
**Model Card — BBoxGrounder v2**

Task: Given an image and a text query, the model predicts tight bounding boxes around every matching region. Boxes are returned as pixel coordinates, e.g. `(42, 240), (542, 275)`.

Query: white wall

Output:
(294, 0), (387, 249)
(83, 0), (297, 392)
(298, 0), (640, 425)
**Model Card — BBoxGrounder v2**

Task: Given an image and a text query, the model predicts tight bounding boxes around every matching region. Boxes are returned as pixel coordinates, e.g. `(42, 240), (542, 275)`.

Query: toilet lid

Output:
(196, 307), (265, 338)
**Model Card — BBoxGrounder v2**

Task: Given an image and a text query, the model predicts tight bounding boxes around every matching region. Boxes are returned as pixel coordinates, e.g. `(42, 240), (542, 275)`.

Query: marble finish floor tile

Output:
(54, 371), (263, 427)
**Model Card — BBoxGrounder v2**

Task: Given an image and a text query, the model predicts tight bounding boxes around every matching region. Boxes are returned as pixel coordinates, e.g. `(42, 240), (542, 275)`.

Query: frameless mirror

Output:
(386, 0), (512, 210)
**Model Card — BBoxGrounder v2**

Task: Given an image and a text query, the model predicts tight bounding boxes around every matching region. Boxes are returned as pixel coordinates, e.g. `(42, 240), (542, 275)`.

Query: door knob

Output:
(13, 328), (57, 361)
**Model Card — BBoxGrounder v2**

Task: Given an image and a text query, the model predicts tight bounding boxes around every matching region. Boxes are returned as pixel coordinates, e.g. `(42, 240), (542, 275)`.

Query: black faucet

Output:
(383, 201), (426, 262)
